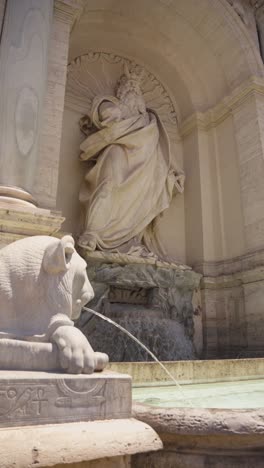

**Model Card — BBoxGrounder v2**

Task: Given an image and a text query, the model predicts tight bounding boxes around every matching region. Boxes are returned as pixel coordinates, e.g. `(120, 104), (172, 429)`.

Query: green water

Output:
(133, 378), (264, 409)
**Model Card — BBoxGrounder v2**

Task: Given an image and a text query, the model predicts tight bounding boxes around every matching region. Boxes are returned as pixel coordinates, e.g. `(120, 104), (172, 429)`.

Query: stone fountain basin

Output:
(109, 359), (264, 467)
(132, 378), (264, 409)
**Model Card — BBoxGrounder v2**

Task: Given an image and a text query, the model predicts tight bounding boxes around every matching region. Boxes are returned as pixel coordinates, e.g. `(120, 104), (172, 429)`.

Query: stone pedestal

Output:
(0, 370), (162, 466)
(0, 370), (131, 428)
(77, 251), (202, 361)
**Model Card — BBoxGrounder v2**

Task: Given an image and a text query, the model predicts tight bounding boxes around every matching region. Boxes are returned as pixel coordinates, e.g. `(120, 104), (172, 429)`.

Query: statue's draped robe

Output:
(79, 96), (176, 254)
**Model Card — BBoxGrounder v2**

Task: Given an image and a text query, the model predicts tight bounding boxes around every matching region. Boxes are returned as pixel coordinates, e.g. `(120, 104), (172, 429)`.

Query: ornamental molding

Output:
(179, 76), (264, 137)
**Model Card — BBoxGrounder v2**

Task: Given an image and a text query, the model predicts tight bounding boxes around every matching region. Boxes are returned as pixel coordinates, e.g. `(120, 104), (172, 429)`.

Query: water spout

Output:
(83, 306), (193, 406)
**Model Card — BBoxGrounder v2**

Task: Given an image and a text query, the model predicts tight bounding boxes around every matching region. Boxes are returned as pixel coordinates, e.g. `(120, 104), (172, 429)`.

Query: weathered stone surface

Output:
(86, 261), (198, 290)
(0, 370), (131, 428)
(77, 261), (201, 361)
(133, 403), (264, 436)
(0, 418), (162, 467)
(132, 452), (264, 468)
(82, 312), (195, 362)
(132, 403), (264, 467)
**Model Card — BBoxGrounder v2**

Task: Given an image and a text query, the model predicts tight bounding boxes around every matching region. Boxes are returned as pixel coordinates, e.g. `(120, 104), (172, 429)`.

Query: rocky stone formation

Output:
(77, 259), (201, 362)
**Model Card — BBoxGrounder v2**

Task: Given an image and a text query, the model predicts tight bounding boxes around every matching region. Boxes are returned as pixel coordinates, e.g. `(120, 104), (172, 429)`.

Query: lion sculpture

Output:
(0, 235), (108, 374)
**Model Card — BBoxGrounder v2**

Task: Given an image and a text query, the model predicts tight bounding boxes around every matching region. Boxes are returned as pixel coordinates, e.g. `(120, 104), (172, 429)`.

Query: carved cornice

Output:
(193, 244), (264, 289)
(179, 76), (264, 137)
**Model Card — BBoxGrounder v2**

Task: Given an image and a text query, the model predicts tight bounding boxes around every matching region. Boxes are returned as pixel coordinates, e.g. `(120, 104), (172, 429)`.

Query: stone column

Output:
(0, 0), (53, 207)
(0, 1), (83, 247)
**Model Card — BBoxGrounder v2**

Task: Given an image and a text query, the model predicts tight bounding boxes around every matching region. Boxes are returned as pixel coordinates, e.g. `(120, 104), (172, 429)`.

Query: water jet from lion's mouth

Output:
(83, 305), (193, 406)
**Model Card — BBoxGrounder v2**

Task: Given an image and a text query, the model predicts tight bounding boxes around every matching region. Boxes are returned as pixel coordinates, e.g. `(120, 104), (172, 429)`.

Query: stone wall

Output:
(196, 246), (264, 358)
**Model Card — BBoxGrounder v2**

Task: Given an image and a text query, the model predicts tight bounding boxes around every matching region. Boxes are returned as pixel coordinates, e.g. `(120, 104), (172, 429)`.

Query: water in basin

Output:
(84, 307), (264, 409)
(133, 378), (264, 409)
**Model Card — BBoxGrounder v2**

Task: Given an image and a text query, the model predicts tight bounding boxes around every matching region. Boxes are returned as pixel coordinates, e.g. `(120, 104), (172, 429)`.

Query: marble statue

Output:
(0, 235), (108, 374)
(78, 64), (185, 259)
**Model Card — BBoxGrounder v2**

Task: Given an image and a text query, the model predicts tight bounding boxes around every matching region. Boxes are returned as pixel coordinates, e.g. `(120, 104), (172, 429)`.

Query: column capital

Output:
(54, 0), (85, 27)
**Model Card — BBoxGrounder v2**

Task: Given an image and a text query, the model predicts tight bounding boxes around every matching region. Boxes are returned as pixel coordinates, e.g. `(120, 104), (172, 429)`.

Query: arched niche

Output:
(57, 0), (264, 265)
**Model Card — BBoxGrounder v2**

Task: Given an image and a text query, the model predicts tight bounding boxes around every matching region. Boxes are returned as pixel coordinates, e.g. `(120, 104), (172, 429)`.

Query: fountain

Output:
(82, 307), (264, 467)
(2, 235), (263, 467)
(1, 1), (264, 467)
(111, 359), (264, 467)
(72, 67), (264, 463)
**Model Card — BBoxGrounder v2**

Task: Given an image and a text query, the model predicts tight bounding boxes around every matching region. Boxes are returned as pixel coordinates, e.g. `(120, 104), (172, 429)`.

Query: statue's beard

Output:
(118, 91), (145, 117)
(122, 96), (139, 114)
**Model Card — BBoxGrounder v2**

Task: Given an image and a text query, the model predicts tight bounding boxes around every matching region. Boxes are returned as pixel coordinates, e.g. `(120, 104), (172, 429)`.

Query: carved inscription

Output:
(32, 388), (48, 415)
(0, 374), (131, 428)
(0, 386), (47, 418)
(55, 379), (106, 408)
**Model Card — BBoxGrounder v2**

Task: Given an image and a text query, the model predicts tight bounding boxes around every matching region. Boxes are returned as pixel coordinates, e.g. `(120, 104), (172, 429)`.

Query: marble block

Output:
(0, 370), (131, 428)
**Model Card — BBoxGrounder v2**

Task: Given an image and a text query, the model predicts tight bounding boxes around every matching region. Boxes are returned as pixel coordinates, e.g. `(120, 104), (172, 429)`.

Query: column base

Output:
(0, 185), (37, 208)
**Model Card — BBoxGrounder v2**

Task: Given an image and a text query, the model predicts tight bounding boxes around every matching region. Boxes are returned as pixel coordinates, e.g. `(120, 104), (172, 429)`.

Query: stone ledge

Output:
(194, 246), (264, 277)
(0, 419), (162, 467)
(193, 247), (264, 289)
(133, 403), (264, 436)
(109, 358), (264, 385)
(179, 76), (264, 137)
(79, 247), (191, 271)
(0, 205), (64, 248)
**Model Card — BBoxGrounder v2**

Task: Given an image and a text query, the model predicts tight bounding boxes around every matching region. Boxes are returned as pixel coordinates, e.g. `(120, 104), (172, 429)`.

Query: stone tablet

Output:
(0, 371), (131, 428)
